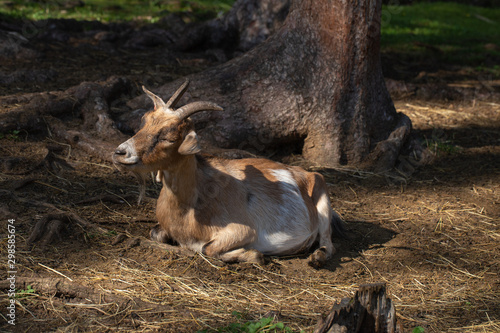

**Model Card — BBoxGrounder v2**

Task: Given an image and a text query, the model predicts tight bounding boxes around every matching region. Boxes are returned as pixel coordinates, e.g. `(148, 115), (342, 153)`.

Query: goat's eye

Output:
(159, 137), (176, 143)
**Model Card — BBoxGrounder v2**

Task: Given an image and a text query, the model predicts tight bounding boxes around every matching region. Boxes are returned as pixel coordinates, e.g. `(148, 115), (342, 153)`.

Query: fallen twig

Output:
(38, 263), (74, 282)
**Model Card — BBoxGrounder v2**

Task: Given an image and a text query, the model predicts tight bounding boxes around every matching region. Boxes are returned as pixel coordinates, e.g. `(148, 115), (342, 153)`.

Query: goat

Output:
(113, 80), (344, 267)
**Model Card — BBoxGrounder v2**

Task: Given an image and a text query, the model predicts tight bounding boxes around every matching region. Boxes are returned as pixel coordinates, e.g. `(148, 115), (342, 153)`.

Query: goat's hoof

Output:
(307, 247), (327, 269)
(150, 224), (169, 243)
(247, 249), (265, 265)
(150, 224), (161, 242)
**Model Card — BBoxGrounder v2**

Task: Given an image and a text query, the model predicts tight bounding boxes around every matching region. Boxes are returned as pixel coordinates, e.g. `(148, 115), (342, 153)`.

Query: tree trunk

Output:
(130, 0), (411, 171)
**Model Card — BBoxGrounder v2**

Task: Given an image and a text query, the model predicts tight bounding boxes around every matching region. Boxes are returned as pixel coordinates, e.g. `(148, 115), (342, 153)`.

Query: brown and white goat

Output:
(113, 80), (344, 267)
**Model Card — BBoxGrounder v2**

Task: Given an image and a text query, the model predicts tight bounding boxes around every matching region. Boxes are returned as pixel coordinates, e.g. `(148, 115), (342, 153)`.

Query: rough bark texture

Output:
(130, 0), (411, 170)
(314, 283), (402, 333)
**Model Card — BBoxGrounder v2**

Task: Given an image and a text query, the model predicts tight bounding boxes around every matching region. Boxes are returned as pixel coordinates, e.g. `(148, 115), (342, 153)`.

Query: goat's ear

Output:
(178, 131), (201, 155)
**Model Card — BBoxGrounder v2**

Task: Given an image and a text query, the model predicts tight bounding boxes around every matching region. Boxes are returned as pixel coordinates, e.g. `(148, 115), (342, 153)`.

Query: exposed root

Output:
(125, 237), (141, 249)
(111, 233), (128, 246)
(6, 177), (37, 191)
(0, 277), (175, 313)
(1, 144), (73, 176)
(50, 123), (121, 163)
(1, 190), (193, 256)
(27, 213), (88, 246)
(31, 218), (65, 246)
(76, 193), (137, 205)
(1, 76), (131, 164)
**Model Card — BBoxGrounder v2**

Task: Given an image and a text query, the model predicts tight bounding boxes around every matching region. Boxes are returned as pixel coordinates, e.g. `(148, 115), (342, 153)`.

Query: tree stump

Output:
(314, 283), (401, 333)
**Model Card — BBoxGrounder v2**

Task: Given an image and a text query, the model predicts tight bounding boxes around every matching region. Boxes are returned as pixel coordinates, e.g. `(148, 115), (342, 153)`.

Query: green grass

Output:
(15, 285), (36, 299)
(0, 0), (235, 23)
(0, 130), (21, 141)
(197, 312), (296, 333)
(424, 136), (461, 156)
(381, 2), (500, 66)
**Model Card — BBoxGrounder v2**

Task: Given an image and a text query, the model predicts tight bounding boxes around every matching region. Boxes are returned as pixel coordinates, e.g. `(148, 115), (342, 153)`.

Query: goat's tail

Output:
(331, 209), (348, 239)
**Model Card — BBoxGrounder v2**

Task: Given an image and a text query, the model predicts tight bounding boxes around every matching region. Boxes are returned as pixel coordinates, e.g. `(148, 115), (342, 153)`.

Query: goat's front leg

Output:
(209, 247), (264, 264)
(201, 226), (264, 264)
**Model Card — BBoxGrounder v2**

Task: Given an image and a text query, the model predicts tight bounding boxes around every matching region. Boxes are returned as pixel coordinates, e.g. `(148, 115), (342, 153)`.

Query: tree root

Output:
(111, 233), (128, 245)
(0, 190), (110, 246)
(75, 193), (138, 205)
(1, 143), (73, 176)
(25, 209), (192, 255)
(0, 277), (175, 313)
(27, 213), (84, 246)
(6, 177), (37, 191)
(0, 76), (131, 164)
(364, 113), (413, 173)
(1, 190), (192, 256)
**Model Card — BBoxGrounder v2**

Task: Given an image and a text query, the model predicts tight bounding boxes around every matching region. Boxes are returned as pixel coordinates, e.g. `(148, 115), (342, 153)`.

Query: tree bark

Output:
(130, 0), (411, 171)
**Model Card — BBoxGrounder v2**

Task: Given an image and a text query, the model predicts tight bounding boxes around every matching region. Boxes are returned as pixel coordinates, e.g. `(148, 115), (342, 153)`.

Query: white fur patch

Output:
(250, 169), (312, 254)
(184, 240), (206, 254)
(315, 191), (334, 256)
(316, 192), (332, 231)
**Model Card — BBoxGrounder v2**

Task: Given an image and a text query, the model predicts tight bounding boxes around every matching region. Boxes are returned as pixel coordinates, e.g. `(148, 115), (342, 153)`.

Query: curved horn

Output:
(176, 101), (223, 120)
(166, 79), (190, 109)
(142, 86), (166, 111)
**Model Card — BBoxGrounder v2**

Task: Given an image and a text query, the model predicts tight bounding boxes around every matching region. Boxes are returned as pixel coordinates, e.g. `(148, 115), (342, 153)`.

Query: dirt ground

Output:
(1, 18), (499, 333)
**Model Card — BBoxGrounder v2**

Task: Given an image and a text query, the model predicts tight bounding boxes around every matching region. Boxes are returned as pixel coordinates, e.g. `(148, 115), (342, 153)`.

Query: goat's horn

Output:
(177, 101), (223, 120)
(142, 86), (166, 111)
(166, 79), (190, 109)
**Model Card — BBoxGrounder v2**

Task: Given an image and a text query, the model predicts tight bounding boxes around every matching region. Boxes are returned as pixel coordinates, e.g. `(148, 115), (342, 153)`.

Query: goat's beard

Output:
(133, 172), (147, 205)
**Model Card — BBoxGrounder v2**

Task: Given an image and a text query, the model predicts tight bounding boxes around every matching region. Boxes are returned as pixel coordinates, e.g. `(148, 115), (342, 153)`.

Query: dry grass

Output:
(1, 99), (499, 332)
(4, 167), (498, 332)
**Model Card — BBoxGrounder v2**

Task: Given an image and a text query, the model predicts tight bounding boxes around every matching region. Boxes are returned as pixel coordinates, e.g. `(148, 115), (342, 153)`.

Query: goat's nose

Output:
(114, 141), (132, 156)
(114, 148), (127, 156)
(113, 140), (140, 165)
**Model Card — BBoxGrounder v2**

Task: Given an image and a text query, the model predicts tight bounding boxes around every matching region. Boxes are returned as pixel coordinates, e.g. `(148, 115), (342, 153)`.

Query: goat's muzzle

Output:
(113, 140), (140, 170)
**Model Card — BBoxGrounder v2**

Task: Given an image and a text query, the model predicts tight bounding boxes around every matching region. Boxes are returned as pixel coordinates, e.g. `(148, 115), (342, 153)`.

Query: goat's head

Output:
(113, 80), (223, 173)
